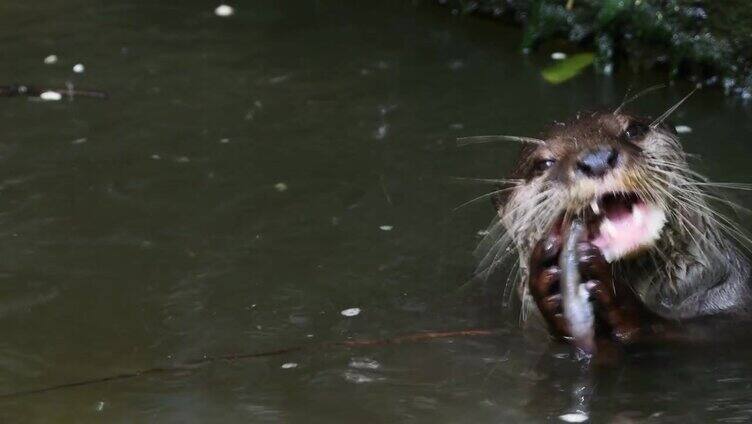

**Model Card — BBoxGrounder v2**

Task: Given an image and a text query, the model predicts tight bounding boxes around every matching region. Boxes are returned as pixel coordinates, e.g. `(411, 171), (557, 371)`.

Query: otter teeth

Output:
(602, 219), (617, 237)
(590, 200), (601, 215)
(633, 207), (644, 225)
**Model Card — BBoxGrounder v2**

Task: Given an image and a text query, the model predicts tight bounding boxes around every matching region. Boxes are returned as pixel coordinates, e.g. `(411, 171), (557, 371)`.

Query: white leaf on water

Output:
(280, 362), (298, 369)
(379, 225), (393, 231)
(340, 307), (361, 317)
(558, 412), (589, 423)
(214, 4), (235, 17)
(44, 55), (58, 65)
(39, 91), (62, 101)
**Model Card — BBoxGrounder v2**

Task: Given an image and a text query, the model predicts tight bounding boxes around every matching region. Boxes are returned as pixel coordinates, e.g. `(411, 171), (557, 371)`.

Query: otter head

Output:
(498, 111), (699, 269)
(482, 110), (752, 319)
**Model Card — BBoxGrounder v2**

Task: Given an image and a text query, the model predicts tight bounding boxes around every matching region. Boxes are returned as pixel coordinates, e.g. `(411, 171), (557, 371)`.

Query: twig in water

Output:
(0, 328), (501, 400)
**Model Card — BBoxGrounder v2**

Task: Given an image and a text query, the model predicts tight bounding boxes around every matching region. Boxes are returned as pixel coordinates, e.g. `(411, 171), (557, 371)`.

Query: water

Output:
(1, 0), (752, 422)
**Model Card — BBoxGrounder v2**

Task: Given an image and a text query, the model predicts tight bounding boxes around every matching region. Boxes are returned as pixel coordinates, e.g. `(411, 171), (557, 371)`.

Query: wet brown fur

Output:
(479, 111), (752, 326)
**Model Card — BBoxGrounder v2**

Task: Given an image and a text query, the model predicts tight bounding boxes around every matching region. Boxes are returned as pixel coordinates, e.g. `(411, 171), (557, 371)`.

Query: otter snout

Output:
(575, 147), (619, 178)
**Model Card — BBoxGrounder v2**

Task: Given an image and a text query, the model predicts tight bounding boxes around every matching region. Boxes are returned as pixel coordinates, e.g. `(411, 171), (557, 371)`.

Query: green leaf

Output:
(541, 53), (595, 84)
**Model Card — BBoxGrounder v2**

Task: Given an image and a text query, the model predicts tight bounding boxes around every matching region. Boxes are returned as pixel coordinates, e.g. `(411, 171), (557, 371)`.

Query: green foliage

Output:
(445, 0), (752, 96)
(541, 52), (595, 83)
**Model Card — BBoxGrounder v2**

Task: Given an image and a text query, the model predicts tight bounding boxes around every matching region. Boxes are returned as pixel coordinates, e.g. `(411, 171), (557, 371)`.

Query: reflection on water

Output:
(0, 0), (751, 422)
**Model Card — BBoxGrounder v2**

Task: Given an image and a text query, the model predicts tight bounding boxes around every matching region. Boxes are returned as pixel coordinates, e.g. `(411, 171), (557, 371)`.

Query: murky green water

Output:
(1, 1), (752, 422)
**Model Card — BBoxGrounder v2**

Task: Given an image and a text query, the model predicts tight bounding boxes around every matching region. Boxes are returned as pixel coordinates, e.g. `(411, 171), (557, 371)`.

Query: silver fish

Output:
(559, 219), (596, 358)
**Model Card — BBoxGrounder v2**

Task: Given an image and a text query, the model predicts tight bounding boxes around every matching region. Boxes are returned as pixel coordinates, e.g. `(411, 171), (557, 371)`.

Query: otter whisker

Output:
(613, 84), (666, 115)
(450, 177), (525, 185)
(454, 187), (520, 212)
(457, 135), (546, 147)
(670, 189), (752, 251)
(650, 88), (698, 128)
(686, 182), (752, 191)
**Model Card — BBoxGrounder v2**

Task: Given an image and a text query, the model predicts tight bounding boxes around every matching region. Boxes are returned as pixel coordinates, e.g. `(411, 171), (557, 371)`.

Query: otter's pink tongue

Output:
(591, 201), (666, 262)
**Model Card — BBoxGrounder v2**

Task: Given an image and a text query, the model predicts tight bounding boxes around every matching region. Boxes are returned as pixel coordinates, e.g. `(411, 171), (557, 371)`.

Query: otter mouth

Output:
(576, 192), (666, 263)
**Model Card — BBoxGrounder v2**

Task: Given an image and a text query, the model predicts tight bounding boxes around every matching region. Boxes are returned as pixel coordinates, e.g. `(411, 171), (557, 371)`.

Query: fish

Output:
(559, 219), (596, 358)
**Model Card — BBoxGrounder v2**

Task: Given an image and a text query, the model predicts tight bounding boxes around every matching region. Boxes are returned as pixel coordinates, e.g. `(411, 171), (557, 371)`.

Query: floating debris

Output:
(72, 63), (85, 74)
(476, 229), (490, 237)
(174, 156), (190, 163)
(343, 370), (374, 384)
(44, 55), (58, 65)
(379, 225), (393, 231)
(219, 138), (230, 144)
(373, 124), (389, 140)
(71, 138), (87, 145)
(214, 4), (235, 17)
(151, 154), (161, 160)
(675, 125), (692, 134)
(340, 307), (361, 317)
(449, 123), (464, 130)
(558, 412), (589, 423)
(268, 75), (289, 84)
(348, 357), (381, 370)
(551, 52), (568, 60)
(39, 91), (62, 101)
(0, 84), (108, 99)
(95, 401), (105, 412)
(274, 182), (288, 192)
(280, 362), (298, 369)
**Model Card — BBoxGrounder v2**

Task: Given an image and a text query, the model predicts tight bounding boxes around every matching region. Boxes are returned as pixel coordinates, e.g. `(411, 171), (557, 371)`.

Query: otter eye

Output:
(533, 158), (555, 173)
(624, 121), (649, 141)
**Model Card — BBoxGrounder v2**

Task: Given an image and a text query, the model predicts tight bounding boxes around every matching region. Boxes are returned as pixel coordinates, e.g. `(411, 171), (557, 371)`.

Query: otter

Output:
(477, 110), (752, 345)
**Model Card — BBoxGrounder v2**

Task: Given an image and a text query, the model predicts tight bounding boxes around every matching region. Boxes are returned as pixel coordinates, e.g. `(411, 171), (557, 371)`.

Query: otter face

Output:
(501, 112), (687, 263)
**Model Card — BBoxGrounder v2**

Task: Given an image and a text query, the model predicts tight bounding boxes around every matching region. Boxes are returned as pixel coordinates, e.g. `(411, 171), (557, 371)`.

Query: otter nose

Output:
(576, 147), (619, 178)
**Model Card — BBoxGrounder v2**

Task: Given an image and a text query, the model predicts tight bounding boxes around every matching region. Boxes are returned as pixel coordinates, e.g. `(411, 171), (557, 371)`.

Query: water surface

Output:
(1, 0), (752, 422)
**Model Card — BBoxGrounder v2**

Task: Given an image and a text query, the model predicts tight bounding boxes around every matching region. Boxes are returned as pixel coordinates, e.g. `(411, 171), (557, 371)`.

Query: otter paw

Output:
(528, 233), (570, 339)
(576, 242), (642, 344)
